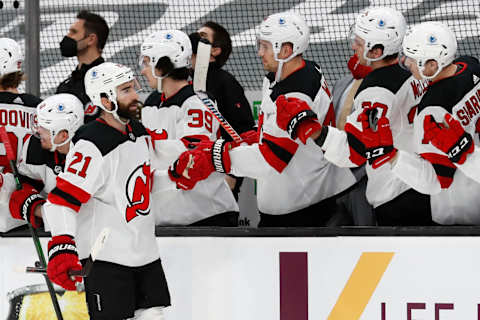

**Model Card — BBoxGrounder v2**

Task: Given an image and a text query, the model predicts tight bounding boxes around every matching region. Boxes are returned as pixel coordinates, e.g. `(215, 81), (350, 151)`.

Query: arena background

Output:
(0, 0), (479, 97)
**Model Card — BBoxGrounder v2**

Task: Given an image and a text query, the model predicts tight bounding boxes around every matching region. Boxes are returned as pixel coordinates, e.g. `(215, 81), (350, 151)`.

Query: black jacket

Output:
(56, 56), (105, 123)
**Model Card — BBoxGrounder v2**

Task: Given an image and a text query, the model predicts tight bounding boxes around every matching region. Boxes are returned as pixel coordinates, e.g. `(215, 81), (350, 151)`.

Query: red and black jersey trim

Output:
(181, 134), (210, 149)
(344, 123), (367, 166)
(420, 152), (456, 189)
(48, 177), (91, 212)
(259, 133), (299, 173)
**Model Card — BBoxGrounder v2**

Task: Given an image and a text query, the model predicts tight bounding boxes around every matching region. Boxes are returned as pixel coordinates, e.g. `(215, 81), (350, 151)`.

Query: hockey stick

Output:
(0, 126), (64, 320)
(25, 227), (111, 277)
(193, 39), (243, 144)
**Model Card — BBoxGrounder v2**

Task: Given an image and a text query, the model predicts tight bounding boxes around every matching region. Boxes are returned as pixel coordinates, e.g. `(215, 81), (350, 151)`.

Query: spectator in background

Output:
(190, 21), (255, 200)
(56, 10), (109, 123)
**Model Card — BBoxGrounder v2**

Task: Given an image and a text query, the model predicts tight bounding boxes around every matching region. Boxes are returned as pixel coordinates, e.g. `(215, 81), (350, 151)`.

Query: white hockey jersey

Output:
(141, 84), (238, 225)
(391, 56), (480, 224)
(228, 60), (356, 214)
(321, 64), (428, 208)
(43, 118), (161, 266)
(0, 92), (41, 232)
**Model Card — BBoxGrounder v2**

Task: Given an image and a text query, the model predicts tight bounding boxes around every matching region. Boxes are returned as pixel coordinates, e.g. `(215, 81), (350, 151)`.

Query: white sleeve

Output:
(390, 150), (442, 194)
(229, 144), (276, 179)
(321, 125), (359, 168)
(44, 140), (105, 237)
(455, 148), (480, 183)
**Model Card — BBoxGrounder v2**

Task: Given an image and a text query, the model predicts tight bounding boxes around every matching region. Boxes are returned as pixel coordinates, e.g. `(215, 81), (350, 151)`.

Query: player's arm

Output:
(422, 112), (477, 182)
(43, 140), (105, 237)
(391, 107), (457, 193)
(275, 94), (365, 168)
(8, 136), (48, 228)
(43, 140), (104, 290)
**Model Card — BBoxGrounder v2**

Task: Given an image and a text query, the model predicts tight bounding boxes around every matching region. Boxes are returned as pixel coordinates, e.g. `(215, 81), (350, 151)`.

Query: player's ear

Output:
(100, 95), (112, 110)
(279, 43), (293, 59)
(425, 59), (439, 73)
(370, 46), (383, 59)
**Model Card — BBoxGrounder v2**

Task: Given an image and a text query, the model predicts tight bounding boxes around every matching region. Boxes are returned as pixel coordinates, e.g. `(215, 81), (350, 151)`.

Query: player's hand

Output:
(47, 235), (83, 291)
(275, 95), (322, 144)
(169, 148), (215, 190)
(423, 114), (474, 164)
(9, 183), (45, 228)
(361, 114), (397, 169)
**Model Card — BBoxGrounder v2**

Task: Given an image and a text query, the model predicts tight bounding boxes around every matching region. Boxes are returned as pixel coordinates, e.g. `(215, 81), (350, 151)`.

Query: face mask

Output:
(347, 54), (372, 79)
(60, 36), (85, 57)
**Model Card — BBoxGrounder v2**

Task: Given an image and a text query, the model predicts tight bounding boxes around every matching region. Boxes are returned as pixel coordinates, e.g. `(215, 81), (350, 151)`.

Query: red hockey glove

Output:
(47, 235), (83, 291)
(238, 130), (259, 146)
(9, 183), (45, 228)
(361, 113), (397, 169)
(169, 148), (215, 190)
(275, 95), (322, 144)
(423, 114), (474, 164)
(347, 54), (373, 79)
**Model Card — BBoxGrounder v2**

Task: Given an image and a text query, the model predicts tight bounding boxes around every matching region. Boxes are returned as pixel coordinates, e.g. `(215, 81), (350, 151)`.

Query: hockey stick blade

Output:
(25, 228), (111, 277)
(193, 39), (211, 92)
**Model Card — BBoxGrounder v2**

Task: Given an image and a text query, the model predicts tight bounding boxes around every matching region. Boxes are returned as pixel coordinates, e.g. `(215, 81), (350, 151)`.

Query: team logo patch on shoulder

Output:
(84, 102), (99, 116)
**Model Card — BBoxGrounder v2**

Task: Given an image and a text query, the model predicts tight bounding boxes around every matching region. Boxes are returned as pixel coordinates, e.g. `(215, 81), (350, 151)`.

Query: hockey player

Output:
(177, 12), (357, 226)
(43, 62), (171, 319)
(0, 37), (42, 232)
(266, 8), (435, 225)
(361, 22), (480, 224)
(5, 94), (84, 230)
(139, 29), (240, 226)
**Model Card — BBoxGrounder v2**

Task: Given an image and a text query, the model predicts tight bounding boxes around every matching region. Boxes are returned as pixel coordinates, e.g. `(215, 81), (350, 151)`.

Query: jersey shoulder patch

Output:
(356, 64), (411, 98)
(73, 119), (149, 156)
(160, 85), (196, 109)
(418, 59), (480, 114)
(25, 136), (50, 165)
(269, 60), (323, 102)
(0, 92), (41, 108)
(144, 91), (162, 107)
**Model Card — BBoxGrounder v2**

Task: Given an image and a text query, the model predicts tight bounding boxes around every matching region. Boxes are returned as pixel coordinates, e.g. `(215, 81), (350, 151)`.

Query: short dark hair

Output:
(77, 10), (109, 50)
(155, 57), (190, 81)
(0, 71), (23, 89)
(371, 44), (398, 62)
(201, 21), (232, 68)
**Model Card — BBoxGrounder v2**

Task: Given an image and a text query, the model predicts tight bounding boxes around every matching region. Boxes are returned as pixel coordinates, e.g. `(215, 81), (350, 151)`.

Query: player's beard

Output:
(116, 99), (140, 120)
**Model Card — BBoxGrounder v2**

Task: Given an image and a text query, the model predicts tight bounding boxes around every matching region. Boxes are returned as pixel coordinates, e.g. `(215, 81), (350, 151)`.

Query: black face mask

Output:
(60, 36), (81, 57)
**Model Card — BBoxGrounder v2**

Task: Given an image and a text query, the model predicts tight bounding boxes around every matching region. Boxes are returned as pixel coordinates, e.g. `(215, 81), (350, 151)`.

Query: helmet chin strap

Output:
(49, 132), (71, 152)
(101, 97), (129, 125)
(273, 51), (297, 84)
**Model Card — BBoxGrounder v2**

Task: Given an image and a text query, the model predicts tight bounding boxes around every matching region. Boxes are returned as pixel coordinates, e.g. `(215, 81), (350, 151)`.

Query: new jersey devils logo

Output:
(125, 162), (151, 222)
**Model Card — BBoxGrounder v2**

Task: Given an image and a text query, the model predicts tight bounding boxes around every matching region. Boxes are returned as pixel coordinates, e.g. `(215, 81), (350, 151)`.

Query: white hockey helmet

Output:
(401, 21), (457, 80)
(35, 93), (84, 152)
(257, 11), (310, 81)
(352, 7), (407, 62)
(84, 62), (137, 122)
(0, 38), (23, 77)
(139, 30), (192, 91)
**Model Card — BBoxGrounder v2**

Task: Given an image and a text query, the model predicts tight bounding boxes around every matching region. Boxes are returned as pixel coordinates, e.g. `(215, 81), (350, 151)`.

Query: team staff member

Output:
(190, 23), (256, 199)
(56, 10), (109, 123)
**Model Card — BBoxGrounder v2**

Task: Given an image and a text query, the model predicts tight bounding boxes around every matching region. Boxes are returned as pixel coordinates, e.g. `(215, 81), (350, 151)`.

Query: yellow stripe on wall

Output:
(328, 252), (394, 320)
